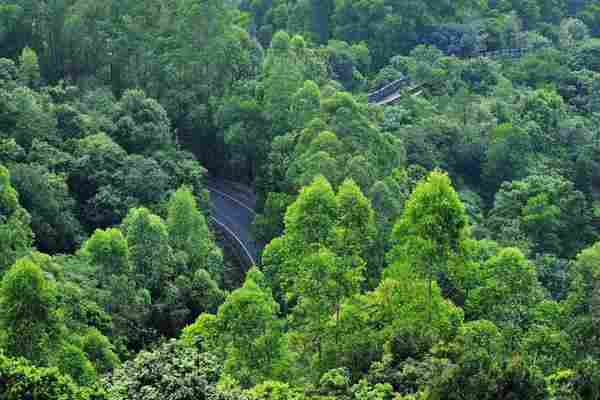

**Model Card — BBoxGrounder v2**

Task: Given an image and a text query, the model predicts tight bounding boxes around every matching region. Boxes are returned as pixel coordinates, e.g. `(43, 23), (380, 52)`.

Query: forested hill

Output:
(1, 0), (600, 399)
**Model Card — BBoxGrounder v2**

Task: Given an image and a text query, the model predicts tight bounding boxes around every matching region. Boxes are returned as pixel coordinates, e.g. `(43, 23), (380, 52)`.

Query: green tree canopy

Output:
(0, 258), (61, 364)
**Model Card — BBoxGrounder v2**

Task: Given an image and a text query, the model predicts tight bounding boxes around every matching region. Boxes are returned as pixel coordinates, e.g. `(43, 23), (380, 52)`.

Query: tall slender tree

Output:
(0, 258), (61, 364)
(391, 171), (468, 322)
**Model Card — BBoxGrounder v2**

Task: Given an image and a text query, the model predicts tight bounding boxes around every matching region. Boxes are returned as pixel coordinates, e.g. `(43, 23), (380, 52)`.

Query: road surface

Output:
(206, 178), (261, 266)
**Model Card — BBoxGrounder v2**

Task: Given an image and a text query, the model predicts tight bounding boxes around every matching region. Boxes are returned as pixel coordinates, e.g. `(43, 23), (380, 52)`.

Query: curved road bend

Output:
(206, 178), (262, 266)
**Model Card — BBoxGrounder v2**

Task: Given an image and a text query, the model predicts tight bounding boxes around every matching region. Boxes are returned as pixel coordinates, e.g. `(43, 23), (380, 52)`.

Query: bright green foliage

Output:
(521, 192), (561, 246)
(565, 241), (600, 354)
(0, 258), (61, 364)
(332, 262), (465, 378)
(1, 0), (600, 396)
(365, 169), (414, 283)
(262, 175), (379, 376)
(433, 320), (550, 399)
(257, 80), (404, 242)
(201, 268), (286, 387)
(392, 171), (469, 271)
(167, 186), (214, 274)
(261, 33), (328, 146)
(54, 342), (97, 387)
(287, 149), (341, 189)
(17, 46), (40, 88)
(0, 164), (32, 272)
(0, 88), (55, 151)
(350, 379), (394, 400)
(181, 313), (219, 349)
(82, 228), (130, 287)
(284, 175), (337, 247)
(520, 326), (572, 375)
(292, 248), (364, 374)
(522, 89), (567, 141)
(466, 248), (543, 344)
(335, 179), (376, 255)
(0, 354), (92, 400)
(262, 32), (309, 137)
(122, 207), (173, 299)
(260, 236), (292, 308)
(431, 320), (505, 400)
(488, 174), (594, 257)
(162, 187), (225, 332)
(291, 80), (321, 128)
(446, 239), (501, 307)
(390, 171), (468, 320)
(81, 328), (120, 374)
(482, 123), (533, 193)
(317, 368), (350, 397)
(372, 267), (464, 346)
(325, 40), (370, 91)
(245, 380), (303, 400)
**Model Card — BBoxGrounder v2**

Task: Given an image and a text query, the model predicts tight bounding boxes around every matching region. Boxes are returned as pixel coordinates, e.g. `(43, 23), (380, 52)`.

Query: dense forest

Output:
(1, 0), (600, 398)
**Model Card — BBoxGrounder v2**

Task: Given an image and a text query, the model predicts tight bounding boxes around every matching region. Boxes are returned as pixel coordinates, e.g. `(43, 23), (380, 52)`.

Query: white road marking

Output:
(207, 186), (256, 215)
(209, 216), (256, 266)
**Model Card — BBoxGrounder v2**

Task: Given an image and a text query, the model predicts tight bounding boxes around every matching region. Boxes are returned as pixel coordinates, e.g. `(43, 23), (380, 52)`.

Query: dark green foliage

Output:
(10, 163), (83, 253)
(488, 174), (596, 257)
(111, 90), (172, 154)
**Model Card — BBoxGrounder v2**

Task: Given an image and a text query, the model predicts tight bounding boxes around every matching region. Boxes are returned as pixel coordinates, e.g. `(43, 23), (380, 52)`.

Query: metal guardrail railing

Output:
(206, 185), (259, 267)
(209, 215), (256, 266)
(368, 77), (409, 103)
(367, 44), (552, 106)
(475, 45), (549, 59)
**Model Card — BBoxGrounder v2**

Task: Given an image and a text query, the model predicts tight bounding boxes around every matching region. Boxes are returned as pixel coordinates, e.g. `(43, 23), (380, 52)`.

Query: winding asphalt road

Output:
(206, 178), (261, 266)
